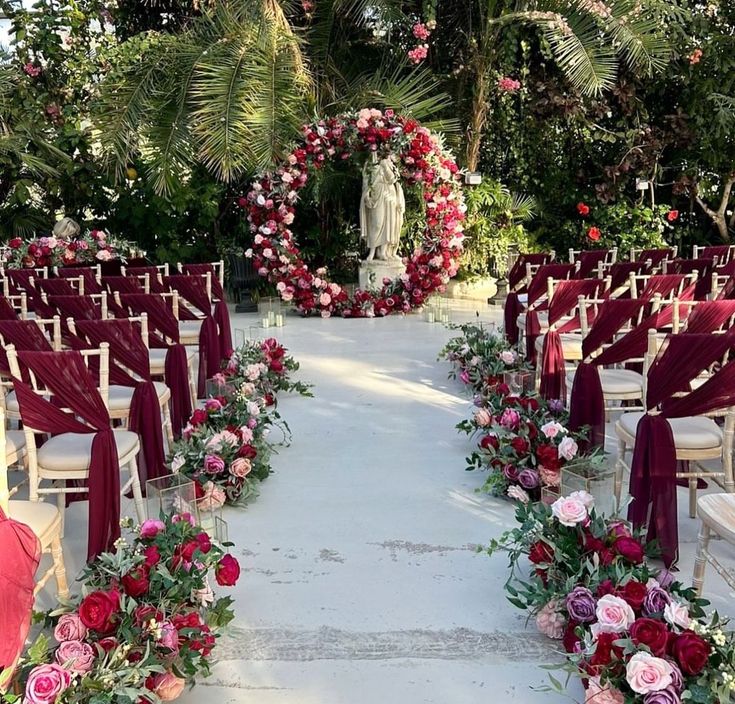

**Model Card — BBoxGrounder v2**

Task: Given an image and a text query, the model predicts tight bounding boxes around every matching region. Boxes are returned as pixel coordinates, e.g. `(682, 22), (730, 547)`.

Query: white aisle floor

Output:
(31, 301), (735, 704)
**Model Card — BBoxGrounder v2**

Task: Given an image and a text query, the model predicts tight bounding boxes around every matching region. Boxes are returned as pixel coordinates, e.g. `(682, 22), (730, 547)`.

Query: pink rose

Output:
(205, 398), (223, 411)
(499, 408), (521, 430)
(474, 408), (492, 427)
(664, 601), (691, 629)
(535, 599), (565, 639)
(197, 481), (226, 511)
(159, 621), (179, 653)
(230, 457), (252, 478)
(558, 436), (578, 461)
(551, 496), (588, 526)
(541, 421), (565, 439)
(148, 672), (186, 701)
(625, 652), (673, 694)
(507, 485), (530, 504)
(25, 664), (71, 704)
(499, 350), (517, 365)
(53, 613), (87, 642)
(594, 594), (636, 635)
(539, 465), (561, 487)
(139, 519), (165, 539)
(204, 454), (225, 474)
(55, 640), (95, 673)
(95, 249), (112, 261)
(585, 677), (625, 704)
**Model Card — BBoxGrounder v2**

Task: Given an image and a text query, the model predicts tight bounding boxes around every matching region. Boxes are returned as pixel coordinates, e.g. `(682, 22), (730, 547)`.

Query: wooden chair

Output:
(0, 408), (68, 599)
(6, 344), (145, 532)
(692, 493), (735, 595)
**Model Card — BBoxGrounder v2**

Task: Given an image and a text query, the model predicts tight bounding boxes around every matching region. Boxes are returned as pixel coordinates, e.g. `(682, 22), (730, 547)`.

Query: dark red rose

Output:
(97, 637), (118, 653)
(619, 580), (648, 612)
(563, 620), (581, 654)
(9, 237), (22, 249)
(510, 437), (529, 454)
(78, 590), (119, 634)
(589, 631), (623, 669)
(630, 618), (670, 656)
(190, 408), (208, 426)
(528, 541), (554, 565)
(597, 580), (615, 597)
(143, 545), (161, 567)
(613, 536), (645, 564)
(195, 532), (212, 554)
(536, 443), (561, 470)
(179, 539), (200, 562)
(599, 548), (615, 566)
(134, 605), (163, 625)
(121, 566), (150, 597)
(582, 533), (605, 553)
(215, 554), (240, 586)
(671, 630), (710, 675)
(238, 444), (257, 459)
(527, 422), (538, 440)
(480, 435), (499, 451)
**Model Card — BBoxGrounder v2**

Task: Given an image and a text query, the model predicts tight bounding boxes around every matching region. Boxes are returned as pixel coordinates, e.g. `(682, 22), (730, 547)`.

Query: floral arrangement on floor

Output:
(171, 338), (312, 506)
(486, 493), (735, 704)
(2, 512), (240, 703)
(242, 109), (466, 318)
(3, 230), (137, 269)
(440, 323), (601, 502)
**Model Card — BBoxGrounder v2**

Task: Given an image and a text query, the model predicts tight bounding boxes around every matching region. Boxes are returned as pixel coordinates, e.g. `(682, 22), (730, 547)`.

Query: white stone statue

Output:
(53, 217), (80, 240)
(359, 153), (405, 262)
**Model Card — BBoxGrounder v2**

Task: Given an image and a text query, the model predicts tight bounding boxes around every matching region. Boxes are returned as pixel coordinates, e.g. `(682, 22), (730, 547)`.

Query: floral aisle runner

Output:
(1, 338), (311, 703)
(441, 323), (735, 704)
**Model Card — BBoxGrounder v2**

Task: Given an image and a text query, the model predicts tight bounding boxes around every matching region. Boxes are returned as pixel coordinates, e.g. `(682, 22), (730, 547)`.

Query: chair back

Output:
(179, 261), (225, 299)
(0, 409), (7, 514)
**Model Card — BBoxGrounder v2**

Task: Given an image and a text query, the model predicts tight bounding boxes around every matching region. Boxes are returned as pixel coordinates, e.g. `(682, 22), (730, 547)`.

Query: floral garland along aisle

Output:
(243, 109), (466, 318)
(2, 338), (311, 703)
(440, 323), (735, 704)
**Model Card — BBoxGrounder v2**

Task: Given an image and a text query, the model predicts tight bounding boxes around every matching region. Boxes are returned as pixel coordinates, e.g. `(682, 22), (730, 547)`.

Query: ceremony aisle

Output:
(173, 304), (567, 704)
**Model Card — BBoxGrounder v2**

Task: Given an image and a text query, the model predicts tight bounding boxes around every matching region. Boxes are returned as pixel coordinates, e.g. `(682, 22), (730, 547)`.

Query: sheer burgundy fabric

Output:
(700, 245), (733, 264)
(57, 268), (103, 294)
(636, 248), (675, 267)
(125, 266), (166, 294)
(507, 253), (554, 291)
(0, 507), (40, 670)
(102, 276), (144, 295)
(5, 270), (36, 295)
(36, 279), (76, 296)
(668, 259), (713, 299)
(47, 295), (101, 321)
(504, 292), (524, 344)
(13, 351), (122, 559)
(505, 254), (553, 343)
(181, 264), (225, 299)
(539, 279), (605, 401)
(609, 262), (650, 292)
(576, 250), (610, 278)
(75, 320), (167, 482)
(117, 294), (192, 433)
(0, 297), (19, 321)
(0, 320), (53, 374)
(639, 274), (688, 300)
(628, 332), (735, 565)
(684, 300), (735, 334)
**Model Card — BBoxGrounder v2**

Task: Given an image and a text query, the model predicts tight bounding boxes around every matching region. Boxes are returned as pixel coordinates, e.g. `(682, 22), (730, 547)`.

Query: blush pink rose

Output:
(159, 621), (179, 652)
(535, 599), (566, 639)
(541, 421), (565, 439)
(25, 664), (71, 704)
(204, 454), (225, 474)
(230, 457), (252, 478)
(53, 613), (87, 642)
(474, 408), (492, 427)
(585, 677), (625, 704)
(55, 640), (95, 673)
(625, 652), (673, 694)
(149, 671), (186, 701)
(663, 601), (691, 629)
(593, 594), (636, 634)
(551, 496), (588, 526)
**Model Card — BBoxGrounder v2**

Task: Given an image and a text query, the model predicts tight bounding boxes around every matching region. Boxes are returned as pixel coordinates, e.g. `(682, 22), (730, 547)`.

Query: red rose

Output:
(122, 566), (150, 597)
(269, 359), (284, 374)
(78, 590), (119, 634)
(215, 554), (240, 586)
(238, 444), (257, 459)
(536, 443), (561, 470)
(179, 539), (200, 562)
(134, 604), (163, 625)
(630, 618), (670, 656)
(510, 437), (529, 454)
(9, 237), (22, 249)
(587, 226), (601, 242)
(597, 580), (615, 597)
(97, 637), (118, 653)
(666, 209), (679, 222)
(480, 435), (499, 451)
(190, 408), (208, 426)
(582, 533), (605, 554)
(577, 202), (590, 217)
(195, 532), (212, 554)
(563, 621), (581, 654)
(528, 541), (554, 565)
(671, 629), (710, 675)
(613, 536), (645, 564)
(589, 631), (623, 669)
(619, 580), (647, 611)
(143, 545), (161, 567)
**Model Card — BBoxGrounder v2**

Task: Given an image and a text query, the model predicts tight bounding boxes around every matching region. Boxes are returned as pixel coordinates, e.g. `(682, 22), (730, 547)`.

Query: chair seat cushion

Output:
(37, 430), (139, 471)
(619, 412), (723, 450)
(535, 332), (583, 358)
(178, 320), (203, 339)
(107, 382), (169, 411)
(697, 493), (735, 542)
(8, 500), (60, 539)
(516, 311), (548, 332)
(149, 348), (196, 372)
(599, 369), (644, 395)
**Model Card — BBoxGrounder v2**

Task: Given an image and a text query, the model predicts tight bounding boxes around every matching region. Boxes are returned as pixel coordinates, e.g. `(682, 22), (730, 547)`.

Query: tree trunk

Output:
(465, 75), (488, 172)
(694, 173), (735, 243)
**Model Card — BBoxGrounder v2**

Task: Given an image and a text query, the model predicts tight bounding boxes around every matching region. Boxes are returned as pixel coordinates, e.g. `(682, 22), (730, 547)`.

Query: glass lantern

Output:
(561, 457), (617, 517)
(146, 473), (197, 520)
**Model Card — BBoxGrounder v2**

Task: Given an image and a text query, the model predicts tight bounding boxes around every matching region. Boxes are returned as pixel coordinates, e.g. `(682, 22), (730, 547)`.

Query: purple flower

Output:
(656, 568), (675, 589)
(502, 463), (520, 482)
(643, 687), (681, 704)
(204, 454), (225, 474)
(517, 468), (539, 489)
(668, 662), (683, 693)
(547, 399), (564, 413)
(565, 586), (596, 623)
(643, 584), (672, 616)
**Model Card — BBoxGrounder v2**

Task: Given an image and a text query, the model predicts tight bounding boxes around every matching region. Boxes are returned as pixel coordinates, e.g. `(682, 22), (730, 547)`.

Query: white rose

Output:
(551, 496), (588, 526)
(558, 436), (578, 461)
(593, 594), (636, 634)
(541, 421), (566, 439)
(664, 601), (691, 629)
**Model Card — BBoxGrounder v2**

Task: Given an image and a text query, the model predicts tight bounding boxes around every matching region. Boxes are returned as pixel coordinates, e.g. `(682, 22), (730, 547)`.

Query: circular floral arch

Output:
(242, 110), (466, 318)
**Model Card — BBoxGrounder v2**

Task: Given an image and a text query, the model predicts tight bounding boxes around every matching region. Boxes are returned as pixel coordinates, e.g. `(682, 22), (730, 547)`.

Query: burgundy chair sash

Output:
(700, 245), (733, 264)
(637, 248), (675, 267)
(609, 261), (650, 293)
(5, 270), (36, 295)
(684, 300), (735, 334)
(75, 319), (167, 481)
(102, 275), (145, 295)
(125, 266), (166, 294)
(47, 295), (101, 322)
(36, 279), (76, 296)
(12, 350), (121, 560)
(0, 297), (19, 321)
(504, 292), (523, 345)
(628, 332), (735, 566)
(639, 274), (688, 300)
(507, 253), (553, 291)
(576, 250), (610, 278)
(0, 320), (53, 375)
(0, 507), (40, 670)
(181, 263), (225, 300)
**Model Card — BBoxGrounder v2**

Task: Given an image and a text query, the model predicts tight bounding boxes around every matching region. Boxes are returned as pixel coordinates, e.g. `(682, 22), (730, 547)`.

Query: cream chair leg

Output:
(50, 534), (69, 600)
(128, 457), (146, 523)
(692, 521), (711, 596)
(187, 357), (197, 403)
(56, 488), (66, 537)
(615, 437), (627, 507)
(162, 402), (174, 447)
(689, 477), (698, 519)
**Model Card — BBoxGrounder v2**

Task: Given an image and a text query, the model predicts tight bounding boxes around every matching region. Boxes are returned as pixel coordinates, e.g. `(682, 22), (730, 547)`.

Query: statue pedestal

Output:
(358, 259), (405, 290)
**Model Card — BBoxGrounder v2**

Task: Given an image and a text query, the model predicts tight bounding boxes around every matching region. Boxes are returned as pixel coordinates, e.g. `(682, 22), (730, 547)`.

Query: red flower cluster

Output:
(242, 110), (465, 318)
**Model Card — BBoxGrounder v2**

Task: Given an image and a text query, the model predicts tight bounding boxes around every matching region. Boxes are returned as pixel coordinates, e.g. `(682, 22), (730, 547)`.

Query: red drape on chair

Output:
(639, 274), (688, 300)
(5, 270), (36, 295)
(683, 300), (735, 333)
(117, 294), (192, 434)
(125, 266), (166, 294)
(609, 261), (650, 293)
(637, 248), (675, 267)
(36, 279), (76, 296)
(576, 250), (610, 278)
(12, 351), (122, 560)
(0, 297), (19, 321)
(0, 320), (53, 375)
(75, 320), (167, 483)
(700, 245), (733, 264)
(181, 263), (225, 300)
(628, 333), (735, 566)
(47, 295), (101, 321)
(539, 279), (604, 401)
(507, 253), (553, 291)
(504, 255), (554, 343)
(102, 275), (145, 295)
(0, 507), (40, 670)
(668, 259), (713, 299)
(57, 268), (103, 294)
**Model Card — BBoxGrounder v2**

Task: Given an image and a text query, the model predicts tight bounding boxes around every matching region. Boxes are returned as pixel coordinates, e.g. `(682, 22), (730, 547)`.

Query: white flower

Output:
(499, 350), (517, 365)
(664, 601), (691, 629)
(171, 454), (185, 472)
(247, 401), (261, 417)
(551, 496), (588, 526)
(507, 485), (530, 504)
(567, 490), (594, 509)
(558, 436), (578, 461)
(541, 421), (566, 439)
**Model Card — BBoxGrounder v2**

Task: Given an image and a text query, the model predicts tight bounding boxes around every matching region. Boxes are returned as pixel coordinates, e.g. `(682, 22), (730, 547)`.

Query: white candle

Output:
(426, 311), (435, 323)
(275, 313), (284, 327)
(262, 317), (270, 329)
(268, 310), (276, 324)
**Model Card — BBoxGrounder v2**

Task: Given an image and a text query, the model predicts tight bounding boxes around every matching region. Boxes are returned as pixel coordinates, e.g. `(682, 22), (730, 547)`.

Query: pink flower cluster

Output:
(408, 44), (428, 64)
(22, 62), (41, 77)
(242, 110), (465, 318)
(407, 20), (434, 63)
(498, 76), (521, 92)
